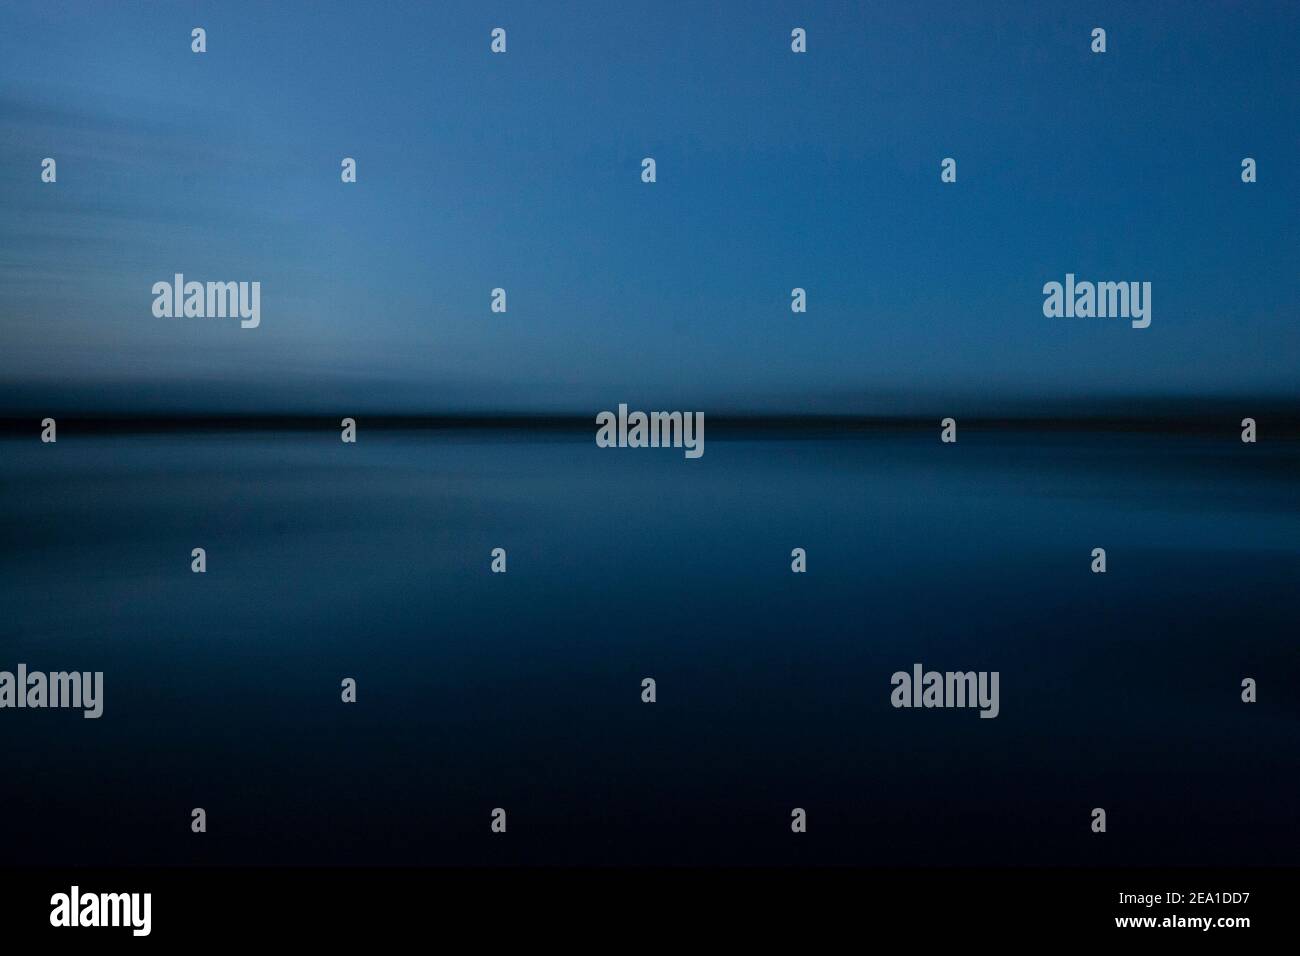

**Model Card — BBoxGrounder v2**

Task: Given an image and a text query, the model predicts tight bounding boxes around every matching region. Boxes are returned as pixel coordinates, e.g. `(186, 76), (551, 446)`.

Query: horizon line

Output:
(3, 409), (1298, 438)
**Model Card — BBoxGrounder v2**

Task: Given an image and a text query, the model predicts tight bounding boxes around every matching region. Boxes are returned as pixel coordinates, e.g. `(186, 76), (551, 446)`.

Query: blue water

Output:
(2, 426), (1297, 865)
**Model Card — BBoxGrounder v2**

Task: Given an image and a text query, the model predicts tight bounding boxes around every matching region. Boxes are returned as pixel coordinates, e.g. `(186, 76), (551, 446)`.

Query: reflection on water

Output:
(2, 427), (1297, 865)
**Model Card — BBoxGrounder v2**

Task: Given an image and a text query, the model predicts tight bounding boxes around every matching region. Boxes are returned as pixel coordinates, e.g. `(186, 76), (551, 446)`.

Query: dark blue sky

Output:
(2, 1), (1296, 413)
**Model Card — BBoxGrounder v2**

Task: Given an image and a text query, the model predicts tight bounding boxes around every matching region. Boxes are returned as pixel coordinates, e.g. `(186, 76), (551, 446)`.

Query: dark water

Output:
(2, 426), (1297, 865)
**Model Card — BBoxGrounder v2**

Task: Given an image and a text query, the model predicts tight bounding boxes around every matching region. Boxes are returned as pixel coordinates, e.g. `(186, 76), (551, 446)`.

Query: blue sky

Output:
(1, 1), (1296, 413)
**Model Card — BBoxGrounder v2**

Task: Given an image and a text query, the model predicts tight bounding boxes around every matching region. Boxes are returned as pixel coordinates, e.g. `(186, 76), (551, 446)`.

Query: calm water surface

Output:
(2, 426), (1296, 864)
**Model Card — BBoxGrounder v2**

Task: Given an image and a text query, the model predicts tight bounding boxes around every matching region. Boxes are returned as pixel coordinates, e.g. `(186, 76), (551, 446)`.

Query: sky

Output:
(1, 0), (1297, 415)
